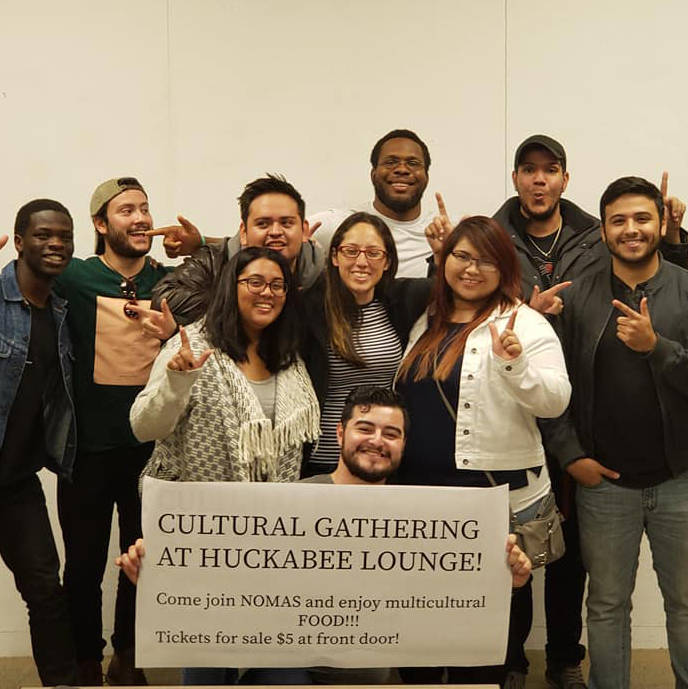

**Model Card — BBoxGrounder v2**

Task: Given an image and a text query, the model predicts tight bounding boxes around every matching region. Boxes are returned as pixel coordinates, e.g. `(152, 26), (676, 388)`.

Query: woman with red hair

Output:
(395, 216), (571, 687)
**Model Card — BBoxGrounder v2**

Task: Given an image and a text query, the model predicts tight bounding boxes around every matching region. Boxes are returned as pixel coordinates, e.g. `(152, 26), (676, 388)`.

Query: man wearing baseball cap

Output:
(55, 177), (168, 685)
(492, 138), (687, 689)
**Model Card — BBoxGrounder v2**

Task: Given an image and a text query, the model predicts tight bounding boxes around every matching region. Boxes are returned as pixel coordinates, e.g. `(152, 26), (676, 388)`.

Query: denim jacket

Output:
(0, 261), (76, 478)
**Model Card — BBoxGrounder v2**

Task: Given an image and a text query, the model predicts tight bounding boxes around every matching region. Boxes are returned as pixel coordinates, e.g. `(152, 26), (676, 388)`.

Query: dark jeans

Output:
(0, 475), (77, 685)
(505, 576), (533, 673)
(544, 465), (586, 668)
(504, 466), (587, 675)
(399, 664), (505, 685)
(58, 443), (152, 661)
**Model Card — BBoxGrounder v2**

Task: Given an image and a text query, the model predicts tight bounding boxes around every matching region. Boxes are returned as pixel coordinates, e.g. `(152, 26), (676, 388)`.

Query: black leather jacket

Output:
(151, 234), (326, 325)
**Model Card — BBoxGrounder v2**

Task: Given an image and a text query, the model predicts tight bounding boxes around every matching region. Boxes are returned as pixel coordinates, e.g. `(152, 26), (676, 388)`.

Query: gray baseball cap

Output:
(90, 176), (147, 216)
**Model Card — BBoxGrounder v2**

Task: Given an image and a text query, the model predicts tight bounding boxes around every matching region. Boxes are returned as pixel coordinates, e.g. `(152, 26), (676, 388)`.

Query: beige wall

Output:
(1, 0), (684, 654)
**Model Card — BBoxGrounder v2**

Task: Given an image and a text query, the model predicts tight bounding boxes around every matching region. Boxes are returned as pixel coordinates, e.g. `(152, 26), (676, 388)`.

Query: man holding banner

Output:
(117, 386), (531, 682)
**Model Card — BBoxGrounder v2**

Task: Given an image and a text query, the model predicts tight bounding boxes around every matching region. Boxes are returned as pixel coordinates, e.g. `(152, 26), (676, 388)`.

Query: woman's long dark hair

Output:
(398, 216), (522, 382)
(203, 247), (299, 372)
(325, 211), (398, 365)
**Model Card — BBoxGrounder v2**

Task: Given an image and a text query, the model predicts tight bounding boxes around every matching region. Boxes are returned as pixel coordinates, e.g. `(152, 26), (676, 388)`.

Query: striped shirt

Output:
(308, 299), (402, 473)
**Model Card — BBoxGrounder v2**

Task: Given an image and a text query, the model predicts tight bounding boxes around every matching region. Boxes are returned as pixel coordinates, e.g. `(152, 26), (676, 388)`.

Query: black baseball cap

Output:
(514, 135), (567, 171)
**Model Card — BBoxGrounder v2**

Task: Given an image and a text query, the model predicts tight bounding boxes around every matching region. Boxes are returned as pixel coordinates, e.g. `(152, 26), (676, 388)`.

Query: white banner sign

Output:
(136, 477), (511, 668)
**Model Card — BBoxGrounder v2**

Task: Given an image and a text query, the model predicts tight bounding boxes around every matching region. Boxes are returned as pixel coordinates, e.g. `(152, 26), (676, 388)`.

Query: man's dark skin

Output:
(15, 211), (73, 304)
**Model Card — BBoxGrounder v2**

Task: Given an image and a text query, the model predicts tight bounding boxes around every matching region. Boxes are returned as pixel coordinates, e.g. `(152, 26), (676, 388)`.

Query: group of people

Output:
(1, 129), (687, 689)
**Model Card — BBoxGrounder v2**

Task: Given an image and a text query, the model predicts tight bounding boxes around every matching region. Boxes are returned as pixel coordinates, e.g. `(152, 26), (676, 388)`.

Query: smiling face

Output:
(601, 194), (662, 267)
(95, 189), (152, 258)
(239, 193), (307, 269)
(337, 404), (405, 483)
(236, 257), (287, 339)
(15, 210), (74, 278)
(332, 222), (390, 305)
(444, 236), (501, 314)
(512, 147), (569, 222)
(371, 137), (428, 219)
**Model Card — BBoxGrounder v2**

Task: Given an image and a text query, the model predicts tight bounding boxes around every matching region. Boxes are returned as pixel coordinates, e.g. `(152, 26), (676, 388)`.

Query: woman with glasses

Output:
(393, 216), (570, 687)
(301, 211), (433, 477)
(130, 247), (319, 686)
(131, 246), (319, 485)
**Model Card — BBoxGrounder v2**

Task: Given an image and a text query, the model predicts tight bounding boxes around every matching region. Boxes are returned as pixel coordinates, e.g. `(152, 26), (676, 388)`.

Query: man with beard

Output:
(117, 385), (532, 685)
(499, 138), (685, 689)
(423, 135), (687, 689)
(56, 177), (168, 686)
(311, 129), (434, 278)
(548, 176), (688, 689)
(151, 132), (433, 279)
(0, 200), (77, 686)
(496, 134), (687, 309)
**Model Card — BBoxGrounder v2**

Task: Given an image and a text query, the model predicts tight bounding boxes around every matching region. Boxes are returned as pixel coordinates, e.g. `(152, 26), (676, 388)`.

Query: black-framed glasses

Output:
(238, 277), (288, 296)
(119, 278), (139, 319)
(337, 245), (388, 262)
(450, 250), (499, 273)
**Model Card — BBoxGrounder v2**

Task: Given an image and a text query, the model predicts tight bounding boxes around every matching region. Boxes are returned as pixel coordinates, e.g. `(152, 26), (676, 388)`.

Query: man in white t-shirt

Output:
(310, 129), (435, 278)
(150, 132), (434, 278)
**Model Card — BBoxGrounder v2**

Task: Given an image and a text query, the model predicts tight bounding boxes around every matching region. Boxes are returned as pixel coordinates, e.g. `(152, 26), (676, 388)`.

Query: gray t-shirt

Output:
(299, 473), (334, 484)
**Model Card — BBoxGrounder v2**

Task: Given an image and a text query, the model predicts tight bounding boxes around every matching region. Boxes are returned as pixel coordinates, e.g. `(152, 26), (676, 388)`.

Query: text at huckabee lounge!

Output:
(155, 513), (484, 573)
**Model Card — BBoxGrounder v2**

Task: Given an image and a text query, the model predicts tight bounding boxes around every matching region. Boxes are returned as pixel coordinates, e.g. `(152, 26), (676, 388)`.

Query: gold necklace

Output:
(526, 219), (563, 259)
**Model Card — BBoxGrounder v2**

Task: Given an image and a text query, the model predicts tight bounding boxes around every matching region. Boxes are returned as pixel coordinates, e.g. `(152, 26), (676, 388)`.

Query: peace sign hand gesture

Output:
(167, 326), (213, 371)
(489, 309), (522, 361)
(612, 297), (657, 353)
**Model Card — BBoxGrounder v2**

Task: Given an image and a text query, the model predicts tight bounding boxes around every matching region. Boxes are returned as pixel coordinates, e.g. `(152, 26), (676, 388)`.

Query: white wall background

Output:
(1, 0), (685, 656)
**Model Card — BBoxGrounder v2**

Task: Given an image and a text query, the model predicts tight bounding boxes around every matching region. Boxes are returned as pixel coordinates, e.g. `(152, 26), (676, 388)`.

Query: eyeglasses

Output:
(119, 278), (139, 319)
(238, 277), (288, 296)
(379, 157), (424, 170)
(337, 245), (388, 262)
(450, 250), (499, 273)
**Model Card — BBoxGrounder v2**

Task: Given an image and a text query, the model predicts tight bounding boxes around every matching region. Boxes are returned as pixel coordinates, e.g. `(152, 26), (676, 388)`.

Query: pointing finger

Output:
(161, 298), (171, 317)
(145, 226), (176, 237)
(612, 299), (640, 318)
(197, 349), (214, 367)
(546, 280), (573, 296)
(436, 192), (448, 217)
(488, 321), (500, 347)
(506, 307), (518, 331)
(125, 303), (150, 317)
(639, 296), (650, 318)
(179, 325), (190, 350)
(599, 465), (621, 480)
(660, 171), (668, 199)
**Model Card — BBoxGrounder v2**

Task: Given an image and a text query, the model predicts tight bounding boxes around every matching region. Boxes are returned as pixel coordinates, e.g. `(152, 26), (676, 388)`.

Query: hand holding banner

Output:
(135, 478), (512, 669)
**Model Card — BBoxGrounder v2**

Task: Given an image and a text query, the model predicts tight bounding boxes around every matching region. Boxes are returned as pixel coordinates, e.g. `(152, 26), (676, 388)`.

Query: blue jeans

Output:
(577, 473), (688, 689)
